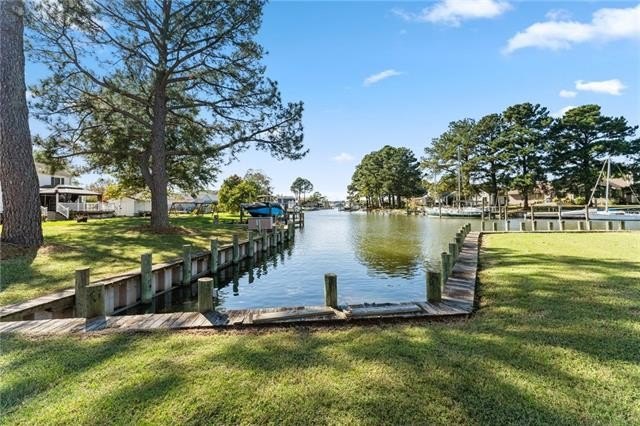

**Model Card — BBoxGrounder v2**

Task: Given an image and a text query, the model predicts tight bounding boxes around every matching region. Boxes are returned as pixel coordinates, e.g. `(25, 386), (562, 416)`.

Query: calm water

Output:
(122, 210), (640, 314)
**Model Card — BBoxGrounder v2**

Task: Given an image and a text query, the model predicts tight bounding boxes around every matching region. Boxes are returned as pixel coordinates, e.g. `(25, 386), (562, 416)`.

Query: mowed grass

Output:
(1, 233), (639, 425)
(0, 214), (243, 306)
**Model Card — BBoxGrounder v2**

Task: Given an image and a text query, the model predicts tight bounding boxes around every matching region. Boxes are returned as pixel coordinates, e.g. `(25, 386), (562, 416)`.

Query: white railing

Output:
(58, 202), (116, 212)
(56, 203), (70, 218)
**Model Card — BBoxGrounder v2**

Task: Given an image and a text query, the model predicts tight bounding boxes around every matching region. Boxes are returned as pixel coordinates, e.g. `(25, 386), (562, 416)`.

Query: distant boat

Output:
(241, 200), (285, 217)
(563, 157), (640, 221)
(426, 207), (484, 217)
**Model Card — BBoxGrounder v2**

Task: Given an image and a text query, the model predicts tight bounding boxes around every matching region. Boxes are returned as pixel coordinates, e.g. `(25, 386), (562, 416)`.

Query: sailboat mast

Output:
(605, 157), (611, 212)
(457, 145), (461, 210)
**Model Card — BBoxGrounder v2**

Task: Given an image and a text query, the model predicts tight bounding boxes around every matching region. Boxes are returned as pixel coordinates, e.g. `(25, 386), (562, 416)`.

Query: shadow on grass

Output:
(1, 240), (639, 424)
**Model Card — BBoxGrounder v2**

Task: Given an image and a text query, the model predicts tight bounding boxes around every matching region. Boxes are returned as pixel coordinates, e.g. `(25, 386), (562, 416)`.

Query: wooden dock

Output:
(0, 233), (479, 336)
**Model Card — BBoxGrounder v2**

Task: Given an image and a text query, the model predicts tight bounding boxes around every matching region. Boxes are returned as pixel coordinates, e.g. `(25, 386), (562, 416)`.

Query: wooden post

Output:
(210, 239), (218, 273)
(441, 252), (451, 288)
(455, 232), (463, 249)
(532, 220), (537, 231)
(261, 230), (268, 252)
(426, 271), (442, 303)
(547, 221), (554, 231)
(279, 227), (285, 244)
(449, 241), (458, 260)
(619, 221), (625, 231)
(197, 277), (214, 313)
(324, 273), (338, 308)
(74, 267), (90, 317)
(481, 198), (485, 222)
(481, 221), (486, 231)
(607, 221), (613, 231)
(232, 233), (240, 263)
(519, 222), (525, 232)
(85, 284), (105, 318)
(504, 220), (510, 232)
(248, 232), (254, 257)
(558, 204), (562, 221)
(182, 245), (192, 285)
(270, 230), (277, 248)
(141, 252), (153, 303)
(578, 221), (585, 231)
(559, 220), (565, 231)
(530, 205), (534, 222)
(288, 221), (294, 240)
(300, 212), (305, 228)
(586, 220), (592, 231)
(492, 221), (498, 232)
(585, 204), (590, 221)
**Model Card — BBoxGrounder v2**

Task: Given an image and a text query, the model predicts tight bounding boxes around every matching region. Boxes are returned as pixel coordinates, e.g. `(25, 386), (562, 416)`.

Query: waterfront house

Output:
(0, 162), (115, 220)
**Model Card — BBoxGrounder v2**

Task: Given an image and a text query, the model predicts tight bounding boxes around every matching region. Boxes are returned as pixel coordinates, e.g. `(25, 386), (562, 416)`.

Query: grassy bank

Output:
(1, 233), (639, 424)
(0, 214), (243, 306)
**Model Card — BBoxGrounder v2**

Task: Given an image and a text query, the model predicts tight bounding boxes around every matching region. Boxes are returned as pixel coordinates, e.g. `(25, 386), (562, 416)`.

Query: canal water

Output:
(123, 210), (640, 314)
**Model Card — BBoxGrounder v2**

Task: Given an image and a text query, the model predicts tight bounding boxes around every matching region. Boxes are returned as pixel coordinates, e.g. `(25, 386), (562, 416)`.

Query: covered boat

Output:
(241, 201), (285, 218)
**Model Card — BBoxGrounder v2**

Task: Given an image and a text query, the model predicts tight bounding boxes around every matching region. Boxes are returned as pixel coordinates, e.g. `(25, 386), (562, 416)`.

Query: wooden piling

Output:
(504, 220), (510, 232)
(586, 220), (592, 231)
(261, 230), (268, 252)
(324, 273), (338, 308)
(182, 245), (192, 285)
(578, 221), (585, 231)
(288, 221), (294, 240)
(74, 267), (90, 317)
(426, 271), (442, 303)
(270, 230), (277, 248)
(620, 221), (625, 231)
(232, 234), (240, 263)
(141, 252), (153, 303)
(532, 220), (537, 231)
(85, 284), (105, 318)
(530, 206), (534, 222)
(441, 252), (451, 288)
(607, 221), (613, 231)
(519, 222), (526, 232)
(492, 221), (498, 232)
(481, 221), (486, 231)
(248, 232), (254, 257)
(210, 239), (218, 273)
(197, 277), (214, 313)
(481, 198), (485, 222)
(449, 241), (458, 260)
(559, 220), (565, 231)
(547, 221), (554, 231)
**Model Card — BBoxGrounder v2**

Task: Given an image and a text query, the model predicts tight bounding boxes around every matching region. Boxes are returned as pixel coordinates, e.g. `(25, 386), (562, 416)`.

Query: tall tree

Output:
(218, 174), (259, 213)
(548, 105), (638, 199)
(502, 103), (551, 209)
(244, 169), (272, 196)
(473, 113), (509, 205)
(421, 119), (477, 205)
(290, 177), (313, 202)
(28, 0), (305, 231)
(0, 0), (43, 247)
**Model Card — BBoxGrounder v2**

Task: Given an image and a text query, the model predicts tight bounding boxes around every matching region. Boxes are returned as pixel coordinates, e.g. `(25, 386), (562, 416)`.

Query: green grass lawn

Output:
(0, 214), (243, 306)
(1, 233), (639, 424)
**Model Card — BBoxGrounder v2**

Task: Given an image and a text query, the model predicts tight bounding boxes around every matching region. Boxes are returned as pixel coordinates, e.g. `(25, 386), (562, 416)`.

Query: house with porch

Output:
(0, 163), (115, 220)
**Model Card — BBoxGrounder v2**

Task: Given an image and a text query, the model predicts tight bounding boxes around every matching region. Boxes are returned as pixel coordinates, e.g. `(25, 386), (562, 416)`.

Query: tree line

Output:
(422, 103), (639, 209)
(348, 145), (424, 209)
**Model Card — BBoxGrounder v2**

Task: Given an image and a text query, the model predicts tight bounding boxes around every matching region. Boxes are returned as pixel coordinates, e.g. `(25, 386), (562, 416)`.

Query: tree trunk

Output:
(149, 81), (170, 232)
(0, 0), (43, 247)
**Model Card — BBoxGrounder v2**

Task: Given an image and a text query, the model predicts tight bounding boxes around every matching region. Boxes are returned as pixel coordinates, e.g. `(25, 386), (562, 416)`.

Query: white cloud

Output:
(332, 152), (354, 163)
(545, 9), (571, 21)
(559, 89), (577, 98)
(504, 4), (640, 53)
(575, 79), (626, 95)
(552, 105), (577, 118)
(363, 69), (403, 87)
(393, 0), (511, 26)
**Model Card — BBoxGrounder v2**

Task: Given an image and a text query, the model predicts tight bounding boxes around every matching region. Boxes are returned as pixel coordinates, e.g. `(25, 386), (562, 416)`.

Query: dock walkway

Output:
(0, 233), (479, 336)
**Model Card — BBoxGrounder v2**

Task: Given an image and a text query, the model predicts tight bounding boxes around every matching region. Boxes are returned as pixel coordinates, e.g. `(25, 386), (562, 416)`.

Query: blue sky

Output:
(26, 1), (640, 200)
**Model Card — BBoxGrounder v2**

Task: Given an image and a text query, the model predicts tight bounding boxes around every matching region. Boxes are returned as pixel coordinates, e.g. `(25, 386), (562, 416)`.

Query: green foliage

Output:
(548, 104), (638, 199)
(350, 145), (424, 209)
(290, 177), (313, 201)
(218, 175), (261, 213)
(244, 169), (273, 196)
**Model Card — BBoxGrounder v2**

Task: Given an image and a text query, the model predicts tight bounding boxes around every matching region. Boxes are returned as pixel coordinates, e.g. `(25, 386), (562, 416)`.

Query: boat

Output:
(561, 157), (640, 221)
(241, 197), (285, 218)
